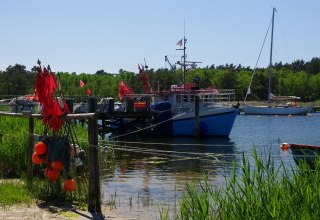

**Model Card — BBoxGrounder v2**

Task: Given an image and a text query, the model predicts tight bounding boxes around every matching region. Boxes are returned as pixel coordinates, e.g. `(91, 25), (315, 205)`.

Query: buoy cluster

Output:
(32, 141), (76, 192)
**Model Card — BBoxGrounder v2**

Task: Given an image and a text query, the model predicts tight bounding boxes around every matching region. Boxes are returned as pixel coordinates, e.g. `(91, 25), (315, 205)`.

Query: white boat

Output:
(242, 105), (311, 115)
(242, 8), (312, 115)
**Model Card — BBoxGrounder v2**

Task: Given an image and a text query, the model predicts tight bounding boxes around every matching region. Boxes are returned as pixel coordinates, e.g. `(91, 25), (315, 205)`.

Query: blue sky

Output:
(1, 0), (319, 74)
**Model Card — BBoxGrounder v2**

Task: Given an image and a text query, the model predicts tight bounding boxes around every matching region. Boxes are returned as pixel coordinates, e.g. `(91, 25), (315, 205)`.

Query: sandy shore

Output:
(0, 202), (159, 220)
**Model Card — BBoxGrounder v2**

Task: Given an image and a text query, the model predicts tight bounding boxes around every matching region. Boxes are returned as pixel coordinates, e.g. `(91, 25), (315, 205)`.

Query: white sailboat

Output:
(242, 8), (312, 115)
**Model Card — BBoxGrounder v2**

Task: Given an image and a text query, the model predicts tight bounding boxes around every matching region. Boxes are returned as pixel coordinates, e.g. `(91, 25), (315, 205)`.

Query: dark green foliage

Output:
(1, 57), (320, 101)
(0, 64), (36, 97)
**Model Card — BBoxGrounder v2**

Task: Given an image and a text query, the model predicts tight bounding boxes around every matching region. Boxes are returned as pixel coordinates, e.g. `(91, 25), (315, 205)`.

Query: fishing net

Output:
(32, 60), (88, 203)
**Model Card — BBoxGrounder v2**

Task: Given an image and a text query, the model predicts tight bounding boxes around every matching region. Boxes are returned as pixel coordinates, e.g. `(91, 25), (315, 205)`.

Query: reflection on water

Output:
(100, 114), (320, 218)
(101, 136), (236, 213)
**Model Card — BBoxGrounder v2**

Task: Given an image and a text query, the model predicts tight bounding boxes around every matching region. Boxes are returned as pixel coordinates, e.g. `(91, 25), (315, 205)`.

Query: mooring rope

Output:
(103, 145), (228, 163)
(110, 140), (235, 147)
(107, 111), (187, 140)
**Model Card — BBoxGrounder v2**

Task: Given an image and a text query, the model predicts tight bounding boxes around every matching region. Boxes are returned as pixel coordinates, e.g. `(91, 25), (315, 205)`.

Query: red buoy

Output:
(34, 141), (47, 155)
(64, 178), (76, 191)
(32, 152), (42, 164)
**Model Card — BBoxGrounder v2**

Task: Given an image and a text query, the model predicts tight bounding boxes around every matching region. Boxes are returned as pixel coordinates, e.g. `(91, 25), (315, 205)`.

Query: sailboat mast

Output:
(268, 7), (276, 104)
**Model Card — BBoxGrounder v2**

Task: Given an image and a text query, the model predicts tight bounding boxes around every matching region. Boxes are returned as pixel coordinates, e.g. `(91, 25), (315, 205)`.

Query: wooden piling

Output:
(87, 97), (101, 212)
(195, 95), (200, 137)
(27, 117), (34, 181)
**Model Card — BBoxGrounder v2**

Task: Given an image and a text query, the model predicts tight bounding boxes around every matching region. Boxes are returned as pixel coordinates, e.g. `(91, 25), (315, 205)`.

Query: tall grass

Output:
(0, 116), (34, 177)
(0, 116), (90, 207)
(174, 149), (320, 220)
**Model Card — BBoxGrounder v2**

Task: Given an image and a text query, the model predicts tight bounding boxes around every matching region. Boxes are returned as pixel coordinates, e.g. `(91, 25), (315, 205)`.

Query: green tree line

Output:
(1, 57), (320, 102)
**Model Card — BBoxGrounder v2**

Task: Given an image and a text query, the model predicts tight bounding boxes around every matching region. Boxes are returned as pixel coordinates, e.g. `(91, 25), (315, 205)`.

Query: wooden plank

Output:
(0, 111), (96, 119)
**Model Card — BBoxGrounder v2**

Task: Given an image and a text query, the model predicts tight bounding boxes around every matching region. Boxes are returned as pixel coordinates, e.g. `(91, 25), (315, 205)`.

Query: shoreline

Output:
(0, 202), (157, 220)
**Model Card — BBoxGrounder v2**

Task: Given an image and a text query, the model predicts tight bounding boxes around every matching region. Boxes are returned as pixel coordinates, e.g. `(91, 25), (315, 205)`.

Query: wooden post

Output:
(66, 98), (74, 113)
(195, 95), (200, 137)
(87, 97), (101, 212)
(27, 117), (34, 182)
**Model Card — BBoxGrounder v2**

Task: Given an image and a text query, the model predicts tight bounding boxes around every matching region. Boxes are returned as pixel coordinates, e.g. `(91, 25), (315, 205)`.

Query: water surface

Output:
(101, 114), (320, 218)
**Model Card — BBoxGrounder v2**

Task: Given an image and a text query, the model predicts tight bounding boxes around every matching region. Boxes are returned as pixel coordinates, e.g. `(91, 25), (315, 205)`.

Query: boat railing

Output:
(214, 89), (235, 103)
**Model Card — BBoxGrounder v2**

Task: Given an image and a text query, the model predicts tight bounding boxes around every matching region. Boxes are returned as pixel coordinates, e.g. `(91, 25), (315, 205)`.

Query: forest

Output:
(0, 57), (320, 102)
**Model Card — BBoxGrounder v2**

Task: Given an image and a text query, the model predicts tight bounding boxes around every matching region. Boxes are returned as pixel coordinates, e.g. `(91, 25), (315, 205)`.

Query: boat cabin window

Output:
(176, 94), (181, 103)
(190, 94), (195, 102)
(182, 94), (188, 103)
(202, 94), (211, 103)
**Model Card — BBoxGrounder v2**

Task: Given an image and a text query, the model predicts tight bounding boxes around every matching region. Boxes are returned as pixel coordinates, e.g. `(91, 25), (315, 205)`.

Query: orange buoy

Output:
(280, 143), (290, 150)
(34, 141), (47, 155)
(64, 178), (76, 192)
(32, 152), (42, 164)
(47, 169), (59, 181)
(51, 161), (64, 171)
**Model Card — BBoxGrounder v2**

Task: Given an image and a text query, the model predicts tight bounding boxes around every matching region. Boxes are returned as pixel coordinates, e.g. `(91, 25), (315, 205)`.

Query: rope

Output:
(244, 18), (272, 102)
(107, 112), (186, 140)
(103, 145), (230, 163)
(109, 140), (235, 147)
(88, 144), (99, 148)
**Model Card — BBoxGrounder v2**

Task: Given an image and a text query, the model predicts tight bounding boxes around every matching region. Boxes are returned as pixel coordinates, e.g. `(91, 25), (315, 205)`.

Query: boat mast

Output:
(268, 7), (276, 104)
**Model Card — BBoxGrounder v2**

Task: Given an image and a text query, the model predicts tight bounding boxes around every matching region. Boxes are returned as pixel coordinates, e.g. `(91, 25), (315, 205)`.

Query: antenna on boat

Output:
(175, 19), (187, 86)
(144, 58), (148, 70)
(183, 19), (186, 85)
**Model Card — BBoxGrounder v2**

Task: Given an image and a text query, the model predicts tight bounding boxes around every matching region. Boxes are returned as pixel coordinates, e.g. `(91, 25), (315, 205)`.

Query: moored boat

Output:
(122, 37), (238, 137)
(242, 8), (312, 116)
(243, 104), (311, 115)
(148, 84), (239, 136)
(280, 143), (320, 169)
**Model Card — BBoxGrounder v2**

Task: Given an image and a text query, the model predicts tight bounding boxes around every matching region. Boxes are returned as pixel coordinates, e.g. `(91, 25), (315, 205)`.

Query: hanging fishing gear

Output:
(32, 59), (86, 192)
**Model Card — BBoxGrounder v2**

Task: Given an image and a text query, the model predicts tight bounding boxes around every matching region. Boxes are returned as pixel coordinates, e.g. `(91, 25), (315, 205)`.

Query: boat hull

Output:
(172, 107), (238, 136)
(242, 105), (311, 115)
(290, 144), (320, 169)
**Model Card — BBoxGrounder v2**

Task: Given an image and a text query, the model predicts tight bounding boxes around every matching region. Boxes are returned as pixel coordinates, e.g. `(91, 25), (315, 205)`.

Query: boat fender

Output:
(280, 143), (290, 150)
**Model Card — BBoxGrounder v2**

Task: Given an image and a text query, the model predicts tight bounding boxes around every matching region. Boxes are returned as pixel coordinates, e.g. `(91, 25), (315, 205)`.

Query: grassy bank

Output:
(0, 180), (32, 206)
(0, 115), (89, 207)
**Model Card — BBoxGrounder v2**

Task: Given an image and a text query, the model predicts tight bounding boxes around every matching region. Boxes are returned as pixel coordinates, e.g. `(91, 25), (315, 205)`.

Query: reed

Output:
(0, 116), (34, 177)
(174, 149), (320, 220)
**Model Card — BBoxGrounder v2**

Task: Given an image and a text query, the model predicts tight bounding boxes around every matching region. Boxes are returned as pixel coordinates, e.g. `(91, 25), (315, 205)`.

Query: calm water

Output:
(100, 113), (320, 218)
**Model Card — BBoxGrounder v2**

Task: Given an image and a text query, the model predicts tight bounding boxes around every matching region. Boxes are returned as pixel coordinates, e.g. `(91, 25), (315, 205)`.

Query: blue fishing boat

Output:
(149, 84), (238, 136)
(125, 37), (238, 137)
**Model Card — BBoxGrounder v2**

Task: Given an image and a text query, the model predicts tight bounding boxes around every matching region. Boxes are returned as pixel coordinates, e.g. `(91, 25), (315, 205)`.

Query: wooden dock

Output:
(98, 111), (152, 137)
(312, 106), (320, 112)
